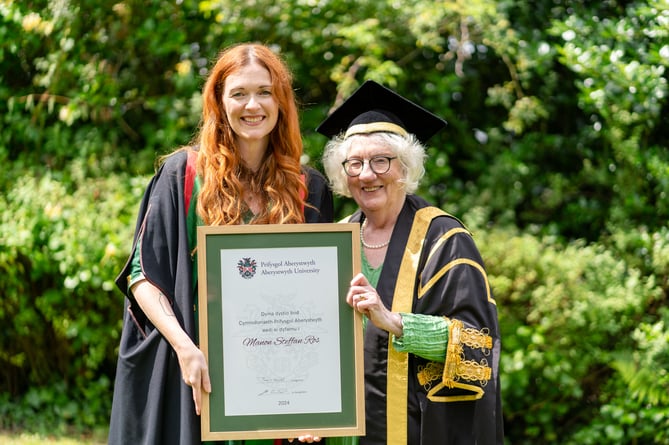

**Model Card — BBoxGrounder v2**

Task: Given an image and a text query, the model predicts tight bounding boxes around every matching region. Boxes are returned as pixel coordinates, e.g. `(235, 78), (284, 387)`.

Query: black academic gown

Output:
(108, 150), (334, 445)
(348, 194), (503, 445)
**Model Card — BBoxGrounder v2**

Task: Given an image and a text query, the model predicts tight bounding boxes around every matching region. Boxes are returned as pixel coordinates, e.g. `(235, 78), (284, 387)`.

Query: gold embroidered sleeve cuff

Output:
(417, 317), (493, 403)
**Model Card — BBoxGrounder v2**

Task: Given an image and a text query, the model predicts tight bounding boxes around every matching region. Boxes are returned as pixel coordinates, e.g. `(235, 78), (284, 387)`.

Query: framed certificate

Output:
(197, 223), (365, 440)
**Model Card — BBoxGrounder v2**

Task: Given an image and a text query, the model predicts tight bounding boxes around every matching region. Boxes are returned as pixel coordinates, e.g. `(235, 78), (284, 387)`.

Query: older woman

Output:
(318, 81), (503, 445)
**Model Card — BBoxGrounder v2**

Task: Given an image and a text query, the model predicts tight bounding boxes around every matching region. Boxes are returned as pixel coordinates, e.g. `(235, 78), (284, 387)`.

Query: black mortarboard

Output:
(316, 80), (447, 144)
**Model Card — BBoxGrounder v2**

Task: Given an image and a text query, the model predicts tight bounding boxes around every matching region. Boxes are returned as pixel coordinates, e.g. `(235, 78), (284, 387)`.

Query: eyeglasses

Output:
(342, 156), (397, 177)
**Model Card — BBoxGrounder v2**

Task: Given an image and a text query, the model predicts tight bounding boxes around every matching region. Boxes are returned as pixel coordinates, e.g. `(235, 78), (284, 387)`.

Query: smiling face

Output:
(345, 135), (407, 216)
(222, 62), (279, 154)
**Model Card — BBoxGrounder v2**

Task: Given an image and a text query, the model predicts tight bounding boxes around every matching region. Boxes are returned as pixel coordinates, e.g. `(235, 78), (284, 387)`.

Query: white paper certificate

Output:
(220, 246), (341, 416)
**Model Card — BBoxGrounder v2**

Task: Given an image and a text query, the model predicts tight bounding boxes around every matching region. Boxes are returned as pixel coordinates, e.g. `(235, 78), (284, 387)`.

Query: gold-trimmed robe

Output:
(347, 194), (503, 445)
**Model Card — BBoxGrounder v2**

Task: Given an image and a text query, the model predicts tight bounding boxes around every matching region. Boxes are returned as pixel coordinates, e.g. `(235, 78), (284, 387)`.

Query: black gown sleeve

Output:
(303, 166), (334, 223)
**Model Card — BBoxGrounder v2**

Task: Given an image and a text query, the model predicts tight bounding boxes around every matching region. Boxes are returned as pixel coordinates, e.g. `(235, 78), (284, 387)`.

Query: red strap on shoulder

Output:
(184, 150), (197, 213)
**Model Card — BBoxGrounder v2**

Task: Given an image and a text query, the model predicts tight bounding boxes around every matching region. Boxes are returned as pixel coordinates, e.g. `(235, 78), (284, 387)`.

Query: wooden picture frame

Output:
(197, 223), (365, 440)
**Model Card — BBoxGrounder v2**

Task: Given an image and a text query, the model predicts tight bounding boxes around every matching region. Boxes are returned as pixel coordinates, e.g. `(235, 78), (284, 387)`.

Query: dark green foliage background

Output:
(1, 0), (668, 443)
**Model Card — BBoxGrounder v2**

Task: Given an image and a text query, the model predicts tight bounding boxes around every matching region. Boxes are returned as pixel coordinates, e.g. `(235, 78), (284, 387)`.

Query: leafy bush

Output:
(0, 163), (148, 431)
(0, 0), (207, 178)
(567, 354), (669, 445)
(2, 0), (669, 442)
(464, 208), (668, 444)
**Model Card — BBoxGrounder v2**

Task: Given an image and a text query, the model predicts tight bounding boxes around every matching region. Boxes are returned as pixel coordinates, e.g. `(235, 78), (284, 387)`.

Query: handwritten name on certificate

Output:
(219, 246), (341, 416)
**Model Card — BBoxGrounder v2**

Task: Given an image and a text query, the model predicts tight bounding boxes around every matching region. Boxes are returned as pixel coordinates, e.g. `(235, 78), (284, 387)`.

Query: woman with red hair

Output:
(109, 43), (333, 445)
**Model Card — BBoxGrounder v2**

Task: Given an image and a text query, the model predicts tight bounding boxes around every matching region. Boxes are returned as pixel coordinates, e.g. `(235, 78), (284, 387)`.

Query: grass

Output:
(0, 431), (107, 445)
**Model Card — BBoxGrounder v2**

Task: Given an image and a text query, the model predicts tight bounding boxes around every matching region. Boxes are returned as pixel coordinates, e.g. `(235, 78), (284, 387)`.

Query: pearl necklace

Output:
(360, 219), (391, 249)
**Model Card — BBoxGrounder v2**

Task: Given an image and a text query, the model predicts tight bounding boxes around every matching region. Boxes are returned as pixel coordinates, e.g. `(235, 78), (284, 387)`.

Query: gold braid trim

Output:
(345, 122), (408, 139)
(462, 326), (493, 353)
(387, 206), (446, 445)
(417, 362), (444, 388)
(456, 359), (492, 384)
(420, 318), (493, 402)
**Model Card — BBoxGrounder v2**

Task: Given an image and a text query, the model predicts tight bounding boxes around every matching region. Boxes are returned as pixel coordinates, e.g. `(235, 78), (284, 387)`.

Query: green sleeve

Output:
(128, 236), (145, 289)
(392, 313), (449, 362)
(325, 437), (360, 445)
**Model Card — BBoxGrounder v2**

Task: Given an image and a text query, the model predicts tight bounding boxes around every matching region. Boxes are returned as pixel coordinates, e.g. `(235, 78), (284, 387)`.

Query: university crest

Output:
(237, 257), (257, 279)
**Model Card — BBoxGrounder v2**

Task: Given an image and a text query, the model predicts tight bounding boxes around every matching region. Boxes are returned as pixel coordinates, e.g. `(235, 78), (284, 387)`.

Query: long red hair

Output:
(195, 43), (307, 225)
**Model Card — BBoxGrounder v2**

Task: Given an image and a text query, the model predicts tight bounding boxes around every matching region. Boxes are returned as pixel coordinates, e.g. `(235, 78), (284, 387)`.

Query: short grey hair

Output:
(322, 132), (427, 198)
